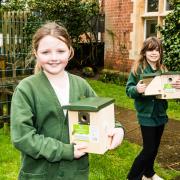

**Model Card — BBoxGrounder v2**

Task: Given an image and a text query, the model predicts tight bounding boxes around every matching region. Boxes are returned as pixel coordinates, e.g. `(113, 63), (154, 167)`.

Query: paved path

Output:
(115, 106), (180, 171)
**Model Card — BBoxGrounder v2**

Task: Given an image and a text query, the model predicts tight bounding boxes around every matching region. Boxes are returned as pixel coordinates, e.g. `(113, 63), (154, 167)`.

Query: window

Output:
(145, 19), (157, 38)
(130, 0), (174, 60)
(165, 0), (174, 11)
(143, 0), (173, 38)
(147, 0), (158, 12)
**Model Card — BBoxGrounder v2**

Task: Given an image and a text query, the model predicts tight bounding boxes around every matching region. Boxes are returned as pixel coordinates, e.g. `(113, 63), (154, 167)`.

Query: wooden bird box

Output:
(63, 97), (115, 154)
(141, 72), (180, 99)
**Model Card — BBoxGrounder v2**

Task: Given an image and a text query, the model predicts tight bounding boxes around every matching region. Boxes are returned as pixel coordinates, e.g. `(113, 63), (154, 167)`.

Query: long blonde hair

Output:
(32, 22), (74, 74)
(132, 36), (166, 75)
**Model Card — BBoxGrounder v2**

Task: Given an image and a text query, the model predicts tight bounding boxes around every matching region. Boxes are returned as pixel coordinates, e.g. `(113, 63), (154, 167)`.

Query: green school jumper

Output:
(11, 71), (97, 180)
(126, 64), (168, 126)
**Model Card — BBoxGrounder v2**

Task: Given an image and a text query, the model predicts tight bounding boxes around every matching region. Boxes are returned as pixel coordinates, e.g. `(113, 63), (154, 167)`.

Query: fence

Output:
(0, 67), (34, 129)
(0, 11), (33, 128)
(0, 11), (31, 65)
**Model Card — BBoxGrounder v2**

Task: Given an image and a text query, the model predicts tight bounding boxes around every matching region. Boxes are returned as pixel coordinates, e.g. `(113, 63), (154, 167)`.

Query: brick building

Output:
(103, 0), (173, 72)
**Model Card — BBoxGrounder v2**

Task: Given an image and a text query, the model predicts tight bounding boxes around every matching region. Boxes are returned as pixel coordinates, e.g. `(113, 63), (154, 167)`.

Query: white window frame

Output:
(0, 34), (3, 47)
(144, 18), (158, 39)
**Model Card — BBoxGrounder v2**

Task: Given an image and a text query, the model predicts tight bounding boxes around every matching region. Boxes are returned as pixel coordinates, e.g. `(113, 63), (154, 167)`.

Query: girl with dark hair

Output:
(126, 37), (167, 180)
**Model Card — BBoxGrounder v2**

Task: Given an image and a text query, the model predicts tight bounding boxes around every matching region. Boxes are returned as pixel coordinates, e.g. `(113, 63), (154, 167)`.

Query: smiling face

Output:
(140, 37), (163, 70)
(145, 48), (160, 67)
(35, 35), (70, 76)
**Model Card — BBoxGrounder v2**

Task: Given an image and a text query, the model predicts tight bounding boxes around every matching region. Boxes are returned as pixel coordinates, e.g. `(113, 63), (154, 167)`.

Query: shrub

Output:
(99, 69), (129, 86)
(82, 67), (95, 77)
(158, 1), (180, 71)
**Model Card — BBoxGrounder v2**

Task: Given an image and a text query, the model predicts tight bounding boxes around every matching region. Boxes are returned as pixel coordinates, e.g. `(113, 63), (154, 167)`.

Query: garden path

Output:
(115, 106), (180, 173)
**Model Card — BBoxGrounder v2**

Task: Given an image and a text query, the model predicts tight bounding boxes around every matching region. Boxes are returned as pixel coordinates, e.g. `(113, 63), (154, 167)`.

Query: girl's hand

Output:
(136, 80), (146, 93)
(172, 79), (180, 89)
(74, 142), (88, 159)
(108, 127), (124, 150)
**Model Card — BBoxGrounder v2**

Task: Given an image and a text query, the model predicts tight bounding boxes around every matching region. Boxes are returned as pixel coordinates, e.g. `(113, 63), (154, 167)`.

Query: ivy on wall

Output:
(158, 0), (180, 71)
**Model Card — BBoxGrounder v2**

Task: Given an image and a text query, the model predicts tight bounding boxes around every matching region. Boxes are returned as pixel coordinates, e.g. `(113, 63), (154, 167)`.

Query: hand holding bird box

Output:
(63, 97), (120, 154)
(141, 72), (180, 99)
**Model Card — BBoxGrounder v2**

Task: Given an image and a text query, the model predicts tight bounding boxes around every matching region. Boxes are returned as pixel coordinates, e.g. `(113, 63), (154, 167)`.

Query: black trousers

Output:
(127, 124), (165, 180)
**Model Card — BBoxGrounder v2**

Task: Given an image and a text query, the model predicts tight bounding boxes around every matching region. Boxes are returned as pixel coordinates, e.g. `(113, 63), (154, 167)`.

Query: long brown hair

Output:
(132, 36), (166, 75)
(32, 22), (74, 74)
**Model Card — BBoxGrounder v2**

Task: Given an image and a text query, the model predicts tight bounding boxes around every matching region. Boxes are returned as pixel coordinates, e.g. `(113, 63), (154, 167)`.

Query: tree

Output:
(1, 0), (28, 10)
(158, 0), (180, 71)
(2, 0), (99, 43)
(29, 0), (99, 42)
(2, 0), (100, 69)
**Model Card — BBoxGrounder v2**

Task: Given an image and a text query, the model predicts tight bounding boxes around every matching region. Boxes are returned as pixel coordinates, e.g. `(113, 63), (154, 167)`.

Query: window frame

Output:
(145, 0), (159, 13)
(144, 18), (158, 39)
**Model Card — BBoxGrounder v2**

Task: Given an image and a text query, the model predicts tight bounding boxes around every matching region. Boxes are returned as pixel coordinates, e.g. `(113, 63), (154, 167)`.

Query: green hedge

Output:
(99, 69), (129, 86)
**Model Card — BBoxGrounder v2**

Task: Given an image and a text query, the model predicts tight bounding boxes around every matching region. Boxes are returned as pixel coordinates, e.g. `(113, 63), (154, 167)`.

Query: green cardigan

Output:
(126, 65), (168, 126)
(10, 71), (97, 180)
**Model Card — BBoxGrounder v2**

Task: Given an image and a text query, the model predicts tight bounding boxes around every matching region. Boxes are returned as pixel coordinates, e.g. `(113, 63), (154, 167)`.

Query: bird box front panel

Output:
(141, 72), (180, 99)
(157, 74), (180, 99)
(67, 103), (115, 154)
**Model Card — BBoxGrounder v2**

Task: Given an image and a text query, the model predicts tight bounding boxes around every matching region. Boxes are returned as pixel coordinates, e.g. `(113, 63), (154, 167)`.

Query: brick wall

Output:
(104, 0), (133, 72)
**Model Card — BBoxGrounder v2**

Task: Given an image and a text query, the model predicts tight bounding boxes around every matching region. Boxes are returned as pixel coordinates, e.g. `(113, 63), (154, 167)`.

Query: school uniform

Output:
(11, 71), (96, 180)
(126, 64), (168, 180)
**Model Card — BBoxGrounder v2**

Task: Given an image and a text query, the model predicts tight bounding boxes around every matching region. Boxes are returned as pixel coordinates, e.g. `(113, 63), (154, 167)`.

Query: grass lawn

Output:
(87, 79), (180, 121)
(89, 141), (180, 180)
(0, 129), (180, 180)
(0, 130), (20, 180)
(1, 79), (179, 179)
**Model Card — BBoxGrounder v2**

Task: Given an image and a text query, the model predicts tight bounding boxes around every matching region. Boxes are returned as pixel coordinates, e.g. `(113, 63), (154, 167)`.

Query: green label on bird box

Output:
(72, 124), (99, 143)
(73, 124), (90, 142)
(164, 83), (175, 93)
